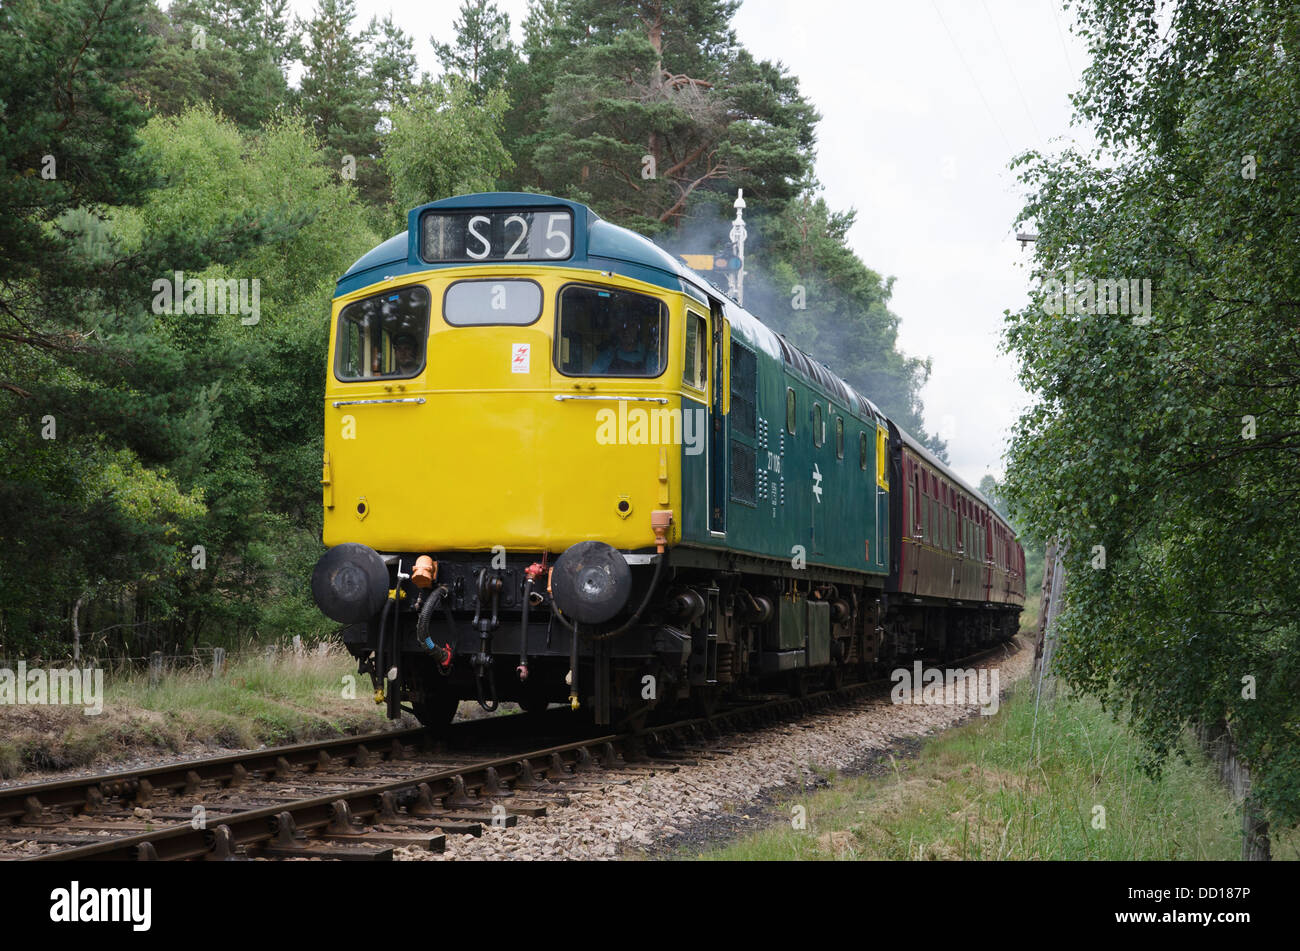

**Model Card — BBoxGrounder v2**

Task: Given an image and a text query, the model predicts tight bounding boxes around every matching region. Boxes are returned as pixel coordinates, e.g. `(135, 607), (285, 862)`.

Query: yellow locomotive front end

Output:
(322, 263), (684, 556)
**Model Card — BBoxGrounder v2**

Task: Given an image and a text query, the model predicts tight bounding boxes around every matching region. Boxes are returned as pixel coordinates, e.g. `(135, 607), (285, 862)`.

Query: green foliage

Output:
(129, 0), (297, 132)
(432, 0), (519, 102)
(0, 0), (155, 285)
(364, 14), (418, 112)
(297, 0), (384, 203)
(380, 79), (514, 226)
(523, 0), (816, 234)
(1003, 1), (1300, 828)
(1, 87), (375, 658)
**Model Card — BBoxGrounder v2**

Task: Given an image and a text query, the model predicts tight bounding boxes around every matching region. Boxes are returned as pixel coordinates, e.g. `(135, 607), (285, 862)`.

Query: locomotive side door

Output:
(709, 299), (729, 535)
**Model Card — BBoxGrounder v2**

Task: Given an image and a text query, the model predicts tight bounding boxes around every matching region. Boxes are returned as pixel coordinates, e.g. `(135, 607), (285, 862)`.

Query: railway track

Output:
(2, 642), (1018, 861)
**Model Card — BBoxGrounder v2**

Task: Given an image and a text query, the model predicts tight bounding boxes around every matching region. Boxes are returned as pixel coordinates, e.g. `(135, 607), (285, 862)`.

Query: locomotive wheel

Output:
(412, 694), (459, 730)
(691, 686), (721, 719)
(825, 664), (844, 691)
(615, 708), (650, 734)
(518, 696), (549, 715)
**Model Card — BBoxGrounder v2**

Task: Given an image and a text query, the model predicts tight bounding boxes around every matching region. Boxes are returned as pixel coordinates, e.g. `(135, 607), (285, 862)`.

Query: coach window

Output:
(335, 284), (430, 381)
(920, 474), (929, 540)
(928, 483), (936, 545)
(835, 417), (844, 459)
(683, 311), (707, 390)
(950, 497), (957, 551)
(860, 432), (869, 470)
(786, 388), (797, 434)
(813, 403), (824, 447)
(941, 492), (948, 550)
(554, 284), (666, 377)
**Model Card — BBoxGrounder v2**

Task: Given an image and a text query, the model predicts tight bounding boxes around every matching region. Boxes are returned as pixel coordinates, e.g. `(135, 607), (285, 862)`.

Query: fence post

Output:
(212, 647), (225, 679)
(1028, 539), (1067, 763)
(292, 635), (303, 657)
(1200, 720), (1271, 860)
(149, 651), (163, 688)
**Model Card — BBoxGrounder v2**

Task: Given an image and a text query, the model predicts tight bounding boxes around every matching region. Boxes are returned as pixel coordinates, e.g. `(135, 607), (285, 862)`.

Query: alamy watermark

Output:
(50, 882), (151, 931)
(890, 662), (1000, 715)
(152, 270), (261, 325)
(0, 662), (104, 715)
(595, 401), (706, 456)
(1041, 271), (1151, 325)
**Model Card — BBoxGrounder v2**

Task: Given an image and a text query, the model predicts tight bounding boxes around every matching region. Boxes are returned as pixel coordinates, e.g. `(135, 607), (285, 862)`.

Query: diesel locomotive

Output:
(310, 192), (1025, 729)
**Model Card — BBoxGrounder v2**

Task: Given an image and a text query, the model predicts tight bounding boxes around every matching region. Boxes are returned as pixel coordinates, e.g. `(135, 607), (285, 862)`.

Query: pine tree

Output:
(0, 0), (291, 651)
(432, 0), (518, 101)
(526, 0), (816, 233)
(298, 0), (382, 201)
(298, 0), (376, 160)
(364, 14), (418, 113)
(130, 0), (297, 131)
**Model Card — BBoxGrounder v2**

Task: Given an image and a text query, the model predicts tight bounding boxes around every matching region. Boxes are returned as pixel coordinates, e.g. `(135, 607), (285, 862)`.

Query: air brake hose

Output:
(437, 595), (460, 676)
(416, 585), (448, 659)
(592, 551), (667, 641)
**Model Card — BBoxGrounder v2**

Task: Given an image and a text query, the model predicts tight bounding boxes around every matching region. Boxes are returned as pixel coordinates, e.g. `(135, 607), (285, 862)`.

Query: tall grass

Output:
(698, 683), (1291, 860)
(0, 645), (392, 779)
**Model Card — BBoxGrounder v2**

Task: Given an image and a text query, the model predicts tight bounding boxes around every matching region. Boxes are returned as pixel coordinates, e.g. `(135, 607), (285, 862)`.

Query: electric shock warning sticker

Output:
(511, 343), (530, 373)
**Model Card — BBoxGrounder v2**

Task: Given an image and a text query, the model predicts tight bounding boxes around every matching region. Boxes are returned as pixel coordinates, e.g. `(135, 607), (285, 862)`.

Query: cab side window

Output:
(335, 284), (430, 381)
(683, 312), (707, 390)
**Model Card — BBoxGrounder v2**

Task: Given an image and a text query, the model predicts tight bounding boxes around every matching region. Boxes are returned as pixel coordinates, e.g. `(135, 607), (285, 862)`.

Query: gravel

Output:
(394, 638), (1034, 861)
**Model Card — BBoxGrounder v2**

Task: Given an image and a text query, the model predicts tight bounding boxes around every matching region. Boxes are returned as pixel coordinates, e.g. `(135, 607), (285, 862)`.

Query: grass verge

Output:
(0, 647), (394, 779)
(697, 682), (1297, 860)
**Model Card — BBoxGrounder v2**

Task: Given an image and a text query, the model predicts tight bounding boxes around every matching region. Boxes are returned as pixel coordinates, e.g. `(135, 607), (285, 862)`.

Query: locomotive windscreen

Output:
(554, 284), (666, 378)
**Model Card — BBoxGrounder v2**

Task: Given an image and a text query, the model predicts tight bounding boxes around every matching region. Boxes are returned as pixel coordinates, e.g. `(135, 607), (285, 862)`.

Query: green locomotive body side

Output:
(678, 300), (890, 580)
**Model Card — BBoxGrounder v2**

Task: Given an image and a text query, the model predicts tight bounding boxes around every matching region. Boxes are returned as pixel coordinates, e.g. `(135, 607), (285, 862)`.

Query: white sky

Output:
(285, 0), (1094, 486)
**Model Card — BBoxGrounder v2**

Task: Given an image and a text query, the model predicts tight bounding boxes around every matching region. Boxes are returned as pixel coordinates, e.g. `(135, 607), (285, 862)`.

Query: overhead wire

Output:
(980, 0), (1046, 145)
(929, 0), (1015, 155)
